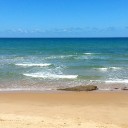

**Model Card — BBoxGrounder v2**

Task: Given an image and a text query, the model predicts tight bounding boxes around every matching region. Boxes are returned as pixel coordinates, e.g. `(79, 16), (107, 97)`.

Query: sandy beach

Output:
(0, 91), (127, 128)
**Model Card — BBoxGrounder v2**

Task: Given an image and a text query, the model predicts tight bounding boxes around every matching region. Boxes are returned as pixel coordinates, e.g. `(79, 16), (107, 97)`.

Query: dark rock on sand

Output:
(122, 87), (128, 90)
(58, 85), (98, 91)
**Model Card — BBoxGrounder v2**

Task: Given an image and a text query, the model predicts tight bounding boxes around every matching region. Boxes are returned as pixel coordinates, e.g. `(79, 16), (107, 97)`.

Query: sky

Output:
(0, 0), (128, 37)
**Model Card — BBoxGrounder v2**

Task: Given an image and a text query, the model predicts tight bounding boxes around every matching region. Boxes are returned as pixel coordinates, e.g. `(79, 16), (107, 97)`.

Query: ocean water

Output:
(0, 38), (128, 91)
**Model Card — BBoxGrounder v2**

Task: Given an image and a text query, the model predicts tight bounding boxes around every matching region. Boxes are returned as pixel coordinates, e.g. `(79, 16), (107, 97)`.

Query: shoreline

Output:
(0, 86), (128, 94)
(0, 91), (128, 128)
(1, 81), (128, 93)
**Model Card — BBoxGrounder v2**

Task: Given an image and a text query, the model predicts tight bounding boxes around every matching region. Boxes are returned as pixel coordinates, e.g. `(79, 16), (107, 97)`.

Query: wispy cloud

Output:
(99, 27), (117, 32)
(106, 27), (116, 31)
(48, 27), (85, 33)
(7, 28), (28, 33)
(5, 28), (46, 33)
(0, 26), (127, 37)
(48, 27), (102, 33)
(2, 26), (119, 34)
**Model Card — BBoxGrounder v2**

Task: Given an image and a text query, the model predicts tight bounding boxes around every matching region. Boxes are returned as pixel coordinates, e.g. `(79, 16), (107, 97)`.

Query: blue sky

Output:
(0, 0), (128, 37)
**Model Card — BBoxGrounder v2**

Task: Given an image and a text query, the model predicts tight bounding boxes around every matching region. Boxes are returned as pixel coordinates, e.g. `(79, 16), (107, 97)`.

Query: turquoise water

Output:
(0, 38), (128, 91)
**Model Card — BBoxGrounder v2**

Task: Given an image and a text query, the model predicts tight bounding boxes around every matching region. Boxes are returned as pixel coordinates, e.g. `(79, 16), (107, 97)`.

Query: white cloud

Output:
(2, 27), (118, 34)
(0, 26), (127, 37)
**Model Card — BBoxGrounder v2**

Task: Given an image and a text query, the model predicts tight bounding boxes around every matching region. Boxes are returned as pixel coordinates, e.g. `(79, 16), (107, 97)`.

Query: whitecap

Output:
(84, 53), (94, 55)
(75, 55), (90, 60)
(95, 67), (122, 72)
(45, 55), (74, 60)
(84, 53), (100, 55)
(96, 68), (108, 72)
(23, 73), (78, 79)
(109, 67), (122, 70)
(105, 79), (128, 84)
(15, 63), (51, 67)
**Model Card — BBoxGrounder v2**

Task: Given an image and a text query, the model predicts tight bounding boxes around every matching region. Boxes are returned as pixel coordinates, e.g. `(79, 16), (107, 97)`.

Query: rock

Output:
(58, 85), (98, 91)
(122, 87), (128, 90)
(114, 87), (119, 90)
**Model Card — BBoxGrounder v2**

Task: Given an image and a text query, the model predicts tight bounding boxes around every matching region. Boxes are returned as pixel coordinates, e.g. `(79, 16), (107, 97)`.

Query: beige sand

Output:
(0, 91), (128, 128)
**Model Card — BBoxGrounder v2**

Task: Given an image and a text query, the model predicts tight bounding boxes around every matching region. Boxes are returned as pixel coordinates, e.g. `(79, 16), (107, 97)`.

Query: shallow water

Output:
(0, 38), (128, 91)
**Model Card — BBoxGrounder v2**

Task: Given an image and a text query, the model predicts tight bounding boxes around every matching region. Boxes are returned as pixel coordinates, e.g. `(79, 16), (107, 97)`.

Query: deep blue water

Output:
(0, 38), (128, 91)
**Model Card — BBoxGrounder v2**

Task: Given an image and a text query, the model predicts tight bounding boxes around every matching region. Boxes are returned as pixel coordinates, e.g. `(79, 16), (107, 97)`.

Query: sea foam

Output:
(105, 79), (128, 84)
(84, 53), (94, 55)
(23, 73), (78, 79)
(95, 67), (122, 72)
(15, 63), (51, 67)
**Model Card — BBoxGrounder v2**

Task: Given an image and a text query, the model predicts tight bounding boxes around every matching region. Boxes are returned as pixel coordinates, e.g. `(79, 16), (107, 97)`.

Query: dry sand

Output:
(0, 91), (128, 128)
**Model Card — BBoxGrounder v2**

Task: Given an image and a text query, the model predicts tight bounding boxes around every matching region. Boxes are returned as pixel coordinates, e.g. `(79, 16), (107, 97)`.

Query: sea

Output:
(0, 38), (128, 91)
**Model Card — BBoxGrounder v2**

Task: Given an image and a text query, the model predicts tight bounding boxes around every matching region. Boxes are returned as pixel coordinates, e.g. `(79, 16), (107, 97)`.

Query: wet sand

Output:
(0, 91), (128, 128)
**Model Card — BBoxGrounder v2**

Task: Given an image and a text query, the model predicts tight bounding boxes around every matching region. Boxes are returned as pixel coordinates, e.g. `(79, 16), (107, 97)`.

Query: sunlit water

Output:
(0, 38), (128, 91)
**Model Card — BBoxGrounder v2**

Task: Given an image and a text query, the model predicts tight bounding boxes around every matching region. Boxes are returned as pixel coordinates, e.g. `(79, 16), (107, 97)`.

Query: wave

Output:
(105, 79), (128, 84)
(95, 67), (122, 72)
(84, 53), (94, 55)
(75, 55), (107, 60)
(45, 55), (75, 60)
(44, 54), (105, 61)
(45, 54), (95, 60)
(95, 67), (108, 72)
(23, 73), (78, 79)
(84, 53), (100, 55)
(110, 67), (122, 70)
(15, 63), (51, 67)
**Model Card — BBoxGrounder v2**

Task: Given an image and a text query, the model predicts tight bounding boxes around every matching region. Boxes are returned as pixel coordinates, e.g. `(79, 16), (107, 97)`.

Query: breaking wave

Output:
(95, 67), (122, 72)
(15, 63), (51, 67)
(23, 73), (78, 79)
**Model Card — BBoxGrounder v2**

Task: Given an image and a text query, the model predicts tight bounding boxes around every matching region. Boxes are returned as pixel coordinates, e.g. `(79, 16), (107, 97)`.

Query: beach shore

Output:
(0, 91), (128, 128)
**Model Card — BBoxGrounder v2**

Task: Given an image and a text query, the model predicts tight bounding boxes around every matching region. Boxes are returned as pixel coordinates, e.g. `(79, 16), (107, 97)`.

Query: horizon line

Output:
(0, 37), (128, 39)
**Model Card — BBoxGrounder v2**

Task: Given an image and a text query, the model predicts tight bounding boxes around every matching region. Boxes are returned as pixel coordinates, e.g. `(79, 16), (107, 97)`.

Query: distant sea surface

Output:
(0, 38), (128, 91)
